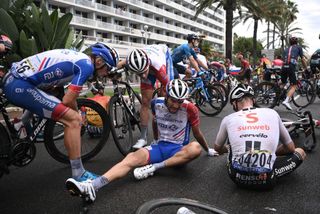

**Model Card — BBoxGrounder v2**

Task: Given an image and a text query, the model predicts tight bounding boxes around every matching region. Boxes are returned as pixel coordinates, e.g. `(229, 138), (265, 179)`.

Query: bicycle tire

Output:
(195, 85), (224, 116)
(135, 197), (228, 214)
(0, 123), (11, 178)
(109, 88), (142, 156)
(292, 80), (315, 108)
(254, 81), (279, 108)
(44, 98), (110, 164)
(211, 82), (228, 107)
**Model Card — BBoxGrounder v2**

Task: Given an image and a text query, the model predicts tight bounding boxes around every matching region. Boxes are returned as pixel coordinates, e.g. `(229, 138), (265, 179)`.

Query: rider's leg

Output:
(138, 88), (153, 140)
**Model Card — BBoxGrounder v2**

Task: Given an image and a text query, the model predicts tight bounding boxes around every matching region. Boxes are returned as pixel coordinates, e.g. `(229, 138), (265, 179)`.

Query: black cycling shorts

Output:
(228, 151), (303, 190)
(236, 68), (251, 82)
(173, 63), (187, 79)
(281, 64), (297, 85)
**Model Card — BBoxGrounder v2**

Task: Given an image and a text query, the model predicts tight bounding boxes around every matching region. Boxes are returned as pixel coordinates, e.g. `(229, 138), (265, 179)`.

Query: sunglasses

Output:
(170, 97), (184, 104)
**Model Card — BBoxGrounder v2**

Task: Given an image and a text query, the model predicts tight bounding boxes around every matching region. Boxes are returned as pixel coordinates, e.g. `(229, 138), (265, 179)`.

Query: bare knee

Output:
(60, 110), (82, 129)
(121, 149), (149, 167)
(295, 148), (306, 160)
(186, 142), (202, 158)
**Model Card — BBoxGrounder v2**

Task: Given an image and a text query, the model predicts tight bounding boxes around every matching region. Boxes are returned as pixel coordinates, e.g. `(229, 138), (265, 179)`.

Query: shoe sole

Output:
(66, 180), (83, 197)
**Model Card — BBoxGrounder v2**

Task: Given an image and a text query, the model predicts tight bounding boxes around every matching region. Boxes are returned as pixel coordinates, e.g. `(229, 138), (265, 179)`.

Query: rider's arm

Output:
(189, 55), (201, 72)
(213, 117), (229, 154)
(192, 124), (209, 152)
(276, 114), (296, 155)
(117, 59), (126, 69)
(197, 57), (209, 70)
(63, 89), (79, 110)
(151, 99), (159, 140)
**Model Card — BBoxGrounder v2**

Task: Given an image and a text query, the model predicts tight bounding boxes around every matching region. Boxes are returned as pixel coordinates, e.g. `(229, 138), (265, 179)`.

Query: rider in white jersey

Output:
(117, 45), (175, 149)
(3, 43), (119, 182)
(214, 84), (306, 189)
(65, 79), (217, 202)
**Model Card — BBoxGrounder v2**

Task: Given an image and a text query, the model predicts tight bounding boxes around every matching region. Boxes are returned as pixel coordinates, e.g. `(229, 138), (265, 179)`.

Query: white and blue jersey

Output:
(3, 49), (93, 120)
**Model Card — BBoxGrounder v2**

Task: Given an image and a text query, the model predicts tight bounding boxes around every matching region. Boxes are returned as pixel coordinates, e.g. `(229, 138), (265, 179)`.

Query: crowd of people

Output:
(1, 33), (318, 203)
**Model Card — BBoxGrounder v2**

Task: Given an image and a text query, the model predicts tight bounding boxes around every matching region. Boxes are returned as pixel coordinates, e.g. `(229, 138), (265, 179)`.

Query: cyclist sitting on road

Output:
(281, 36), (308, 110)
(172, 34), (208, 79)
(213, 84), (306, 190)
(236, 53), (252, 84)
(3, 42), (119, 182)
(65, 79), (218, 202)
(117, 45), (175, 149)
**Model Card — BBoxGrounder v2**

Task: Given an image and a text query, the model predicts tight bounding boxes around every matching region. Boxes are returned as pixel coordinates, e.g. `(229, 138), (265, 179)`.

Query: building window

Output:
(75, 10), (88, 18)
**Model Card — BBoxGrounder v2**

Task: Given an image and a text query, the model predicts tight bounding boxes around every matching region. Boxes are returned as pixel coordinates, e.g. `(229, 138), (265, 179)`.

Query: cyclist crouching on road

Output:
(3, 42), (118, 182)
(66, 79), (218, 202)
(213, 84), (306, 190)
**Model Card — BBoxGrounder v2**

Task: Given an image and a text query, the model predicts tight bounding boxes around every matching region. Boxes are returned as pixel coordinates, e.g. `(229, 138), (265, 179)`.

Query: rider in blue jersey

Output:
(281, 36), (308, 110)
(171, 34), (208, 78)
(65, 79), (218, 202)
(2, 43), (119, 182)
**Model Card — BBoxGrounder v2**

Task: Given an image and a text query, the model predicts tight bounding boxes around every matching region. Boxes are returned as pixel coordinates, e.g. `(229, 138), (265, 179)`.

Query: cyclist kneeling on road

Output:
(3, 42), (119, 182)
(213, 84), (306, 190)
(117, 45), (175, 149)
(66, 79), (218, 202)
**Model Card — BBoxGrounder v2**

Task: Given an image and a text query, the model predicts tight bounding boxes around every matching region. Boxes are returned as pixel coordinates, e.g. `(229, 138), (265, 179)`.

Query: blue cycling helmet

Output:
(90, 43), (119, 68)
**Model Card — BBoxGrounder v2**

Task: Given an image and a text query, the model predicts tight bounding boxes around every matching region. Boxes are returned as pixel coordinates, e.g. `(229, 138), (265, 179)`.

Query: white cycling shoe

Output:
(132, 139), (147, 149)
(66, 178), (96, 203)
(282, 101), (293, 110)
(134, 164), (156, 180)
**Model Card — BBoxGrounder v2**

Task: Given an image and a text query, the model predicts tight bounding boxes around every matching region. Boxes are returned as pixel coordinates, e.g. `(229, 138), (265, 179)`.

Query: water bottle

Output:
(13, 118), (27, 139)
(176, 207), (196, 214)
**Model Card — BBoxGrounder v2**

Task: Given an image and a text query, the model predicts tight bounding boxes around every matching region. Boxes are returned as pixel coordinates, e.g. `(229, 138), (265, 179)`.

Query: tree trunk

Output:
(225, 5), (234, 62)
(267, 21), (270, 49)
(252, 18), (258, 69)
(272, 24), (275, 49)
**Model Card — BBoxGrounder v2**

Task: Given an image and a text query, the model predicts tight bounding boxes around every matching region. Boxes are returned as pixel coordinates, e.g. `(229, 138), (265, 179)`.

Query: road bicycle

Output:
(107, 68), (142, 156)
(0, 85), (110, 178)
(254, 68), (315, 109)
(135, 197), (228, 214)
(281, 109), (316, 152)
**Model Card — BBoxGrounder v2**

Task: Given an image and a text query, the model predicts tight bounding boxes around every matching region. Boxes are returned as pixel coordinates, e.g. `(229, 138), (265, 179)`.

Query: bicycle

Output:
(0, 86), (110, 177)
(135, 197), (228, 214)
(254, 68), (315, 109)
(281, 109), (316, 152)
(107, 68), (142, 156)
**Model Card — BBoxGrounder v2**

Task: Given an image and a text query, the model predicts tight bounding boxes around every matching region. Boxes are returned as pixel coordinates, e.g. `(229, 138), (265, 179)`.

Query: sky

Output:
(233, 0), (320, 56)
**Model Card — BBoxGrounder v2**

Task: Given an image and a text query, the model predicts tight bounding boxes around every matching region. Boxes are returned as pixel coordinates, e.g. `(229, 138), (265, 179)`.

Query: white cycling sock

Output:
(284, 97), (290, 103)
(70, 158), (85, 179)
(92, 176), (109, 191)
(153, 161), (165, 170)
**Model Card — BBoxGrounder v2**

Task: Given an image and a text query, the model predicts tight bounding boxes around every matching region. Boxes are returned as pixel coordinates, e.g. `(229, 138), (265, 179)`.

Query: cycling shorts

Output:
(281, 64), (297, 85)
(236, 69), (251, 82)
(145, 141), (183, 164)
(3, 73), (69, 120)
(173, 63), (187, 79)
(228, 151), (303, 190)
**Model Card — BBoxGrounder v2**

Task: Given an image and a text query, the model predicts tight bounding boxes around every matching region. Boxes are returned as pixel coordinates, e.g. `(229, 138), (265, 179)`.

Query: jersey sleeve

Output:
(69, 58), (94, 93)
(154, 65), (169, 86)
(186, 102), (200, 127)
(278, 114), (292, 145)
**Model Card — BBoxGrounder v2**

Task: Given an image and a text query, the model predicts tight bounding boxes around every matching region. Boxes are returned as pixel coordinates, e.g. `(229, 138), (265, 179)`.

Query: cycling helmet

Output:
(230, 84), (254, 104)
(310, 49), (320, 73)
(166, 79), (189, 100)
(126, 48), (150, 75)
(0, 35), (13, 53)
(289, 36), (298, 45)
(187, 34), (199, 42)
(90, 43), (119, 68)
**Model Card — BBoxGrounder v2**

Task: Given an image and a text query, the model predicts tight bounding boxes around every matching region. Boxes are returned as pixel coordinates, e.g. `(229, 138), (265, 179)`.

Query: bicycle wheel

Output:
(254, 81), (279, 108)
(211, 82), (228, 107)
(109, 96), (139, 156)
(292, 80), (314, 108)
(195, 85), (224, 116)
(135, 198), (228, 214)
(0, 123), (11, 178)
(44, 98), (110, 164)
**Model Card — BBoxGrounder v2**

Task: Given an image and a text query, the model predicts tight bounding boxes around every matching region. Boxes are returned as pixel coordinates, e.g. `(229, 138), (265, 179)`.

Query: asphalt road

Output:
(1, 102), (320, 214)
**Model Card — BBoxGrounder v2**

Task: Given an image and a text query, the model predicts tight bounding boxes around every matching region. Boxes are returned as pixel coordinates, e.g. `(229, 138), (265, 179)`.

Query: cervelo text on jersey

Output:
(10, 49), (93, 89)
(151, 97), (199, 145)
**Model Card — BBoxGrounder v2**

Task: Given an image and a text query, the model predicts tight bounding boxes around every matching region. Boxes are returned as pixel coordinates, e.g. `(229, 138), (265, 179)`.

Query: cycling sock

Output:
(139, 125), (148, 140)
(70, 158), (85, 179)
(92, 176), (109, 191)
(153, 161), (165, 170)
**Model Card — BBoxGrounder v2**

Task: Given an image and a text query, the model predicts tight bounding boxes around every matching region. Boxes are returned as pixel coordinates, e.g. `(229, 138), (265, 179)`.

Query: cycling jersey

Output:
(151, 97), (199, 145)
(215, 107), (292, 173)
(171, 44), (198, 64)
(140, 44), (174, 89)
(3, 49), (94, 120)
(272, 59), (284, 68)
(283, 45), (303, 65)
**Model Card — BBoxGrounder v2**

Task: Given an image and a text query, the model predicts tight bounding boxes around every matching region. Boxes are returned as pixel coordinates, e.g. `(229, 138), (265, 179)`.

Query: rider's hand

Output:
(207, 148), (219, 157)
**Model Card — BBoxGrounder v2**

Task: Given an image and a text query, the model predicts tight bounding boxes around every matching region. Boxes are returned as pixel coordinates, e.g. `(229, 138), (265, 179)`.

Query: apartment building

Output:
(40, 0), (225, 57)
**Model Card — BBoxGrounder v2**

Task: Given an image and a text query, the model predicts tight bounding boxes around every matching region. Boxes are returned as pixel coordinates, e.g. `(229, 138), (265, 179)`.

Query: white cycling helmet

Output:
(166, 79), (189, 100)
(230, 84), (254, 104)
(126, 49), (150, 75)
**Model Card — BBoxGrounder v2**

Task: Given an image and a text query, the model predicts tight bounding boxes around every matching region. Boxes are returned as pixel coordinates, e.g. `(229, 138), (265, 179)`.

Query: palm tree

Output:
(194, 0), (243, 62)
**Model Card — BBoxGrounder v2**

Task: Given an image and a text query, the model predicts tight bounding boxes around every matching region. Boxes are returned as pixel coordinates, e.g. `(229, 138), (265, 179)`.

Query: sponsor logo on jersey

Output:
(44, 68), (64, 80)
(15, 88), (24, 93)
(237, 124), (270, 131)
(54, 68), (64, 78)
(240, 133), (268, 138)
(27, 88), (56, 108)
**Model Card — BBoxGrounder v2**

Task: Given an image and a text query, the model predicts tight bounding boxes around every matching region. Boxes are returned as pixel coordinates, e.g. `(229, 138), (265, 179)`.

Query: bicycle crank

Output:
(12, 141), (36, 167)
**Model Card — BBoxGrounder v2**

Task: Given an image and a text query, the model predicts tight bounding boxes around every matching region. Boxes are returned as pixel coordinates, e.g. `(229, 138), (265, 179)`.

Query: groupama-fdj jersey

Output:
(140, 44), (174, 90)
(146, 97), (199, 163)
(3, 49), (93, 120)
